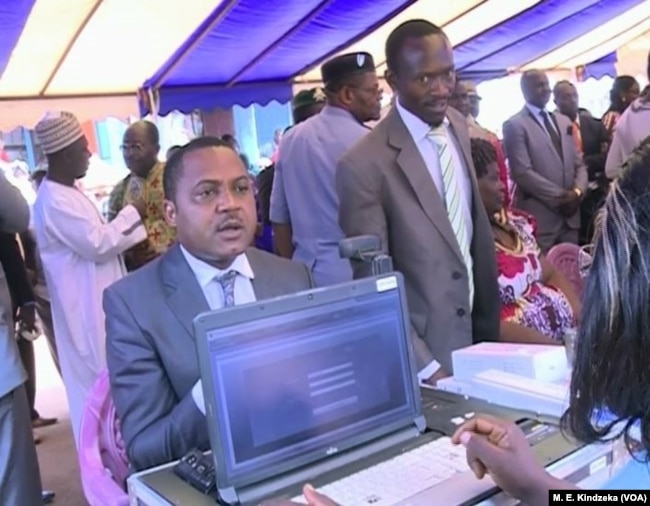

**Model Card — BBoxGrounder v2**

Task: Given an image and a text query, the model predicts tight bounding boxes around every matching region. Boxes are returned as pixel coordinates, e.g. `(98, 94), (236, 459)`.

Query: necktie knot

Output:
(428, 126), (447, 150)
(215, 270), (238, 308)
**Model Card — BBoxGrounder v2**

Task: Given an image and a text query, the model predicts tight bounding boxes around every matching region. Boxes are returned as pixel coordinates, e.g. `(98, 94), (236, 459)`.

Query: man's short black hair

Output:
(553, 80), (575, 92)
(163, 136), (231, 201)
(128, 120), (160, 145)
(385, 19), (446, 75)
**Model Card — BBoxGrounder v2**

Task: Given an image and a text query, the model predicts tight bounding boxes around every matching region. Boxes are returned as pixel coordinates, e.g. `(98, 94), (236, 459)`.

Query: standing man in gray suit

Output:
(337, 20), (499, 381)
(0, 170), (43, 505)
(105, 137), (312, 471)
(503, 70), (588, 252)
(270, 52), (382, 287)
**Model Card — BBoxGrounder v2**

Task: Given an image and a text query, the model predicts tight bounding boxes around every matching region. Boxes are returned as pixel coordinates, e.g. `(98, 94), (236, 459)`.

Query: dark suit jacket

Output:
(336, 106), (500, 373)
(104, 244), (312, 470)
(256, 165), (274, 225)
(577, 112), (608, 183)
(503, 108), (588, 251)
(0, 173), (30, 399)
(0, 233), (35, 310)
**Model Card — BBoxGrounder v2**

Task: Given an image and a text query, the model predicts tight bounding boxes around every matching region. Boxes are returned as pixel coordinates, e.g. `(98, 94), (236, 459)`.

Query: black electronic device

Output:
(173, 448), (217, 497)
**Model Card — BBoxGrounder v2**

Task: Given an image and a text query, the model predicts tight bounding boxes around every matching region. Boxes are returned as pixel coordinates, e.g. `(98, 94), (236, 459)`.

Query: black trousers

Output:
(17, 338), (38, 420)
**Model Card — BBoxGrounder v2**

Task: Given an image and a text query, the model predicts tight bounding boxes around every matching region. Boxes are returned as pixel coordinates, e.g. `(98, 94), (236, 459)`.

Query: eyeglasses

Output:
(120, 143), (145, 153)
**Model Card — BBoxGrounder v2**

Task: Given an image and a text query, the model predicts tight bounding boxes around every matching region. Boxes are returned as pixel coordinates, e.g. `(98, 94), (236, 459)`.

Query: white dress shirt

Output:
(395, 100), (475, 381)
(395, 99), (473, 241)
(526, 103), (559, 137)
(180, 246), (256, 309)
(181, 246), (257, 412)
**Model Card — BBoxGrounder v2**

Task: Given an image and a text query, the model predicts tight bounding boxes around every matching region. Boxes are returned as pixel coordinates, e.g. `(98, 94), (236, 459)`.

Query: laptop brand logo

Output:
(326, 447), (338, 456)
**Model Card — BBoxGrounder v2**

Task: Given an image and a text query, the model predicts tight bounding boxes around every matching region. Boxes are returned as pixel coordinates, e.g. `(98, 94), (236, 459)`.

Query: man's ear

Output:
(385, 69), (397, 92)
(162, 199), (177, 227)
(338, 86), (354, 108)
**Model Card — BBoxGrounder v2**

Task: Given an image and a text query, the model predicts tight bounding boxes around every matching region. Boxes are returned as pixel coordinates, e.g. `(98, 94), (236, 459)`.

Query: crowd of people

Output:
(1, 16), (650, 506)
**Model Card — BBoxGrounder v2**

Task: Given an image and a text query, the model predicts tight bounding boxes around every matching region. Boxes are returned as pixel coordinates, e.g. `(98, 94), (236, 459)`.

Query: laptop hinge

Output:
(237, 425), (421, 505)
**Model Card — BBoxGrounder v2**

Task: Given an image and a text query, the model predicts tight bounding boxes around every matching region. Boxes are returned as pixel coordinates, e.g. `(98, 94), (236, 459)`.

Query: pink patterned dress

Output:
(496, 211), (574, 341)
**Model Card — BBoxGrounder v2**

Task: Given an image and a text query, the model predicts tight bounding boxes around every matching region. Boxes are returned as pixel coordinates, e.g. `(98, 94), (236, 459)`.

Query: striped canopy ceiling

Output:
(0, 0), (648, 126)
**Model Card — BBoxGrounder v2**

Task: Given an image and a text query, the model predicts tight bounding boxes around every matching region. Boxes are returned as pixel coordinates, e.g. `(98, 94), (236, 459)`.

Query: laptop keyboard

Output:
(290, 436), (469, 505)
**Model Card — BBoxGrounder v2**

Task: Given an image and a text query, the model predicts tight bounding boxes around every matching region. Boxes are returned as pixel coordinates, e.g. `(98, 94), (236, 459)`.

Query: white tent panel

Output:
(443, 0), (540, 46)
(616, 29), (650, 80)
(0, 0), (220, 97)
(296, 0), (542, 83)
(0, 0), (97, 96)
(524, 0), (650, 70)
(296, 0), (481, 83)
(0, 95), (138, 131)
(562, 20), (650, 70)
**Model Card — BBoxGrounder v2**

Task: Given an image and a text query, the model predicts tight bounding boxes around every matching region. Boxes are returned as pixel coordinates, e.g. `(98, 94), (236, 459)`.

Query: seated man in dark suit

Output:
(105, 137), (312, 471)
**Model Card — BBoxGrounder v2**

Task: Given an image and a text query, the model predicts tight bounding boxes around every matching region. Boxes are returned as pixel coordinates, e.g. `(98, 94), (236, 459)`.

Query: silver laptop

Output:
(193, 273), (498, 505)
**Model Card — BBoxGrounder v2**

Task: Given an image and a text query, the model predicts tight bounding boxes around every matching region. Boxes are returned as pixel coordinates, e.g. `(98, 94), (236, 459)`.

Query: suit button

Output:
(452, 271), (462, 280)
(456, 308), (466, 317)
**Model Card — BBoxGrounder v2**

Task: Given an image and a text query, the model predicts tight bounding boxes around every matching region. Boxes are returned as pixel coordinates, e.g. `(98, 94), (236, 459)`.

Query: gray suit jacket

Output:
(503, 107), (588, 250)
(105, 245), (312, 471)
(336, 107), (500, 374)
(0, 172), (30, 398)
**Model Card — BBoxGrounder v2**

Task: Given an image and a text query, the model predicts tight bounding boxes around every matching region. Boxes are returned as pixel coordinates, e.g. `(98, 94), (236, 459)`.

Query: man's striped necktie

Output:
(428, 126), (474, 307)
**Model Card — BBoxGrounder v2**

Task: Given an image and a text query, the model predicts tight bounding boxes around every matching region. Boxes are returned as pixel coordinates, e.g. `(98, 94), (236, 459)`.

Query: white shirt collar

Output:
(180, 245), (254, 289)
(395, 98), (449, 142)
(526, 103), (548, 117)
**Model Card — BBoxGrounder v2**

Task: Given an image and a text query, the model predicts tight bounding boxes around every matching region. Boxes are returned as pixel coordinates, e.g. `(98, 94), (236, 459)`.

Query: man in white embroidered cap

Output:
(31, 111), (148, 444)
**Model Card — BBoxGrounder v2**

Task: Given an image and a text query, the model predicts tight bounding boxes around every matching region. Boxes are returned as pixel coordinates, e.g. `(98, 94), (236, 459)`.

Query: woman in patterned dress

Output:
(471, 138), (581, 344)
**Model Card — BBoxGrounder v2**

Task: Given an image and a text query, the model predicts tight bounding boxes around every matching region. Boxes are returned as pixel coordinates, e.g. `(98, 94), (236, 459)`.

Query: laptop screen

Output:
(204, 281), (418, 483)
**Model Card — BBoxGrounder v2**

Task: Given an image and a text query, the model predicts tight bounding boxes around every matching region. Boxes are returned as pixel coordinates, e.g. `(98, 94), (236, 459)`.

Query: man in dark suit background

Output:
(337, 20), (499, 381)
(503, 71), (588, 252)
(0, 171), (43, 505)
(0, 233), (58, 434)
(105, 137), (312, 471)
(553, 80), (609, 244)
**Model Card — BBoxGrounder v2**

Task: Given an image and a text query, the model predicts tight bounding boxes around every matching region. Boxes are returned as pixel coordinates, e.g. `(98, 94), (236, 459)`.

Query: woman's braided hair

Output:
(470, 137), (497, 178)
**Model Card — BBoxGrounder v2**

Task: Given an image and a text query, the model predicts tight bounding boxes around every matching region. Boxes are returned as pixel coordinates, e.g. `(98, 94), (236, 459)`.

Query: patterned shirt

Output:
(497, 210), (574, 341)
(107, 161), (176, 271)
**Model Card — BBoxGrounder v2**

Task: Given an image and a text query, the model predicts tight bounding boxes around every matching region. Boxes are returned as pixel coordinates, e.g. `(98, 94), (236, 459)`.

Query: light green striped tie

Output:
(428, 126), (474, 308)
